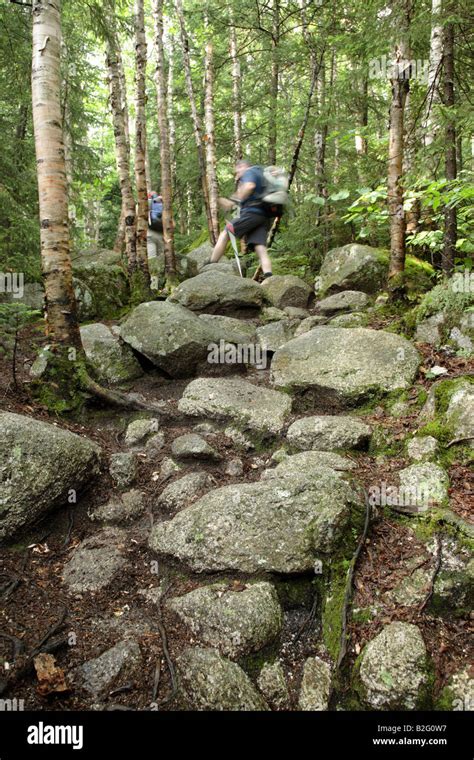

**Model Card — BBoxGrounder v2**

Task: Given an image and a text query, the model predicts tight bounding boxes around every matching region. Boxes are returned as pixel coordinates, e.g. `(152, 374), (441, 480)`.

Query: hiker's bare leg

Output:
(255, 244), (272, 275)
(210, 229), (229, 262)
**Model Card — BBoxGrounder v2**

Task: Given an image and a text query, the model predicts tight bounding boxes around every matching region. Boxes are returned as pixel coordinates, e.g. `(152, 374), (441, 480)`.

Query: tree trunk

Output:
(268, 0), (280, 165)
(229, 9), (242, 163)
(387, 1), (413, 283)
(133, 0), (151, 294)
(355, 75), (368, 156)
(167, 28), (177, 193)
(152, 0), (177, 282)
(443, 20), (457, 274)
(175, 0), (214, 241)
(424, 0), (443, 148)
(31, 0), (81, 350)
(106, 12), (137, 273)
(204, 13), (219, 244)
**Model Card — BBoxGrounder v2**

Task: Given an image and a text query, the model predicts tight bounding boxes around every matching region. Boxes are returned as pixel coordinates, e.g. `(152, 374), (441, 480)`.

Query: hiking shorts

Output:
(226, 210), (271, 250)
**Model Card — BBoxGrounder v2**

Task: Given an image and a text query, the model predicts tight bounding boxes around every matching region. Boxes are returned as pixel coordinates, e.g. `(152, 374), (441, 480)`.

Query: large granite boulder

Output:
(72, 250), (130, 320)
(80, 323), (143, 385)
(261, 275), (314, 310)
(0, 412), (101, 541)
(286, 415), (371, 451)
(315, 290), (370, 315)
(119, 301), (214, 377)
(256, 320), (297, 353)
(149, 466), (361, 574)
(169, 271), (263, 314)
(185, 241), (214, 277)
(167, 582), (283, 658)
(177, 647), (268, 711)
(271, 327), (420, 405)
(198, 314), (257, 345)
(177, 377), (292, 436)
(358, 622), (428, 710)
(317, 244), (388, 295)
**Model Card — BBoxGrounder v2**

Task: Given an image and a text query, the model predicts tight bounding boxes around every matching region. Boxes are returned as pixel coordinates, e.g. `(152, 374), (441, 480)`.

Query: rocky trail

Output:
(0, 242), (473, 712)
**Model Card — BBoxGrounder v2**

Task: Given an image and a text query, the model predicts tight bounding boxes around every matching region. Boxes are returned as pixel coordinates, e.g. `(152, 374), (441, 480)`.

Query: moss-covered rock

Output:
(72, 262), (130, 320)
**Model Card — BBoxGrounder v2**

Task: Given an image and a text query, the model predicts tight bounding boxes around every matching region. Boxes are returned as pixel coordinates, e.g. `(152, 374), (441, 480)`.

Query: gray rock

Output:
(262, 450), (356, 479)
(225, 458), (244, 477)
(317, 244), (388, 295)
(428, 535), (474, 615)
(257, 661), (290, 709)
(193, 421), (220, 434)
(178, 377), (292, 437)
(271, 327), (420, 404)
(298, 657), (332, 711)
(397, 463), (449, 511)
(0, 412), (101, 541)
(261, 275), (313, 310)
(442, 668), (474, 711)
(168, 582), (283, 658)
(256, 320), (297, 353)
(109, 452), (137, 490)
(119, 301), (214, 377)
(124, 418), (160, 448)
(80, 323), (143, 385)
(144, 432), (166, 456)
(198, 314), (257, 345)
(223, 426), (255, 451)
(77, 639), (142, 697)
(88, 490), (145, 526)
(358, 622), (428, 710)
(415, 312), (446, 345)
(284, 306), (308, 318)
(407, 436), (438, 461)
(449, 326), (473, 354)
(171, 433), (221, 461)
(260, 306), (287, 323)
(177, 647), (268, 711)
(328, 311), (368, 328)
(294, 315), (328, 336)
(149, 467), (360, 573)
(316, 290), (370, 315)
(158, 472), (214, 511)
(201, 260), (243, 277)
(72, 260), (130, 320)
(446, 381), (474, 445)
(62, 529), (127, 593)
(160, 457), (182, 480)
(286, 415), (371, 451)
(169, 271), (263, 314)
(73, 277), (96, 321)
(0, 282), (45, 310)
(185, 241), (214, 277)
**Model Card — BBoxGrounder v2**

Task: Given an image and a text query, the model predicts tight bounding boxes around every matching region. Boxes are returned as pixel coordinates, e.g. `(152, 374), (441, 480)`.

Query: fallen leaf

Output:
(33, 653), (68, 695)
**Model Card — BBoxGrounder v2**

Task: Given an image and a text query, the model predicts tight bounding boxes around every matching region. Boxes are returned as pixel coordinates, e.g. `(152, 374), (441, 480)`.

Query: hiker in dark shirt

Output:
(209, 159), (273, 278)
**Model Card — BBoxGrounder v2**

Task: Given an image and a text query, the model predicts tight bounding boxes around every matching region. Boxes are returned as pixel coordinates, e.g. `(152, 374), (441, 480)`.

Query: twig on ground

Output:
(419, 534), (443, 613)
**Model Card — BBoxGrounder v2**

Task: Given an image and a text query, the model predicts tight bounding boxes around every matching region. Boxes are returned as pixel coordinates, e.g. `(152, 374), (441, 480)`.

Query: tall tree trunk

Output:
(355, 75), (368, 156)
(133, 0), (151, 294)
(443, 20), (457, 274)
(106, 12), (137, 272)
(31, 0), (80, 350)
(424, 0), (443, 149)
(166, 29), (177, 193)
(229, 9), (242, 163)
(113, 33), (131, 255)
(268, 0), (280, 165)
(204, 13), (219, 244)
(152, 0), (177, 282)
(387, 1), (413, 283)
(175, 0), (214, 240)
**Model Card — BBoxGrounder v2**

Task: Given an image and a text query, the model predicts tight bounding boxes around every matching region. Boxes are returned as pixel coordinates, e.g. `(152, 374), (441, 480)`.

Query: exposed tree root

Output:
(81, 373), (181, 420)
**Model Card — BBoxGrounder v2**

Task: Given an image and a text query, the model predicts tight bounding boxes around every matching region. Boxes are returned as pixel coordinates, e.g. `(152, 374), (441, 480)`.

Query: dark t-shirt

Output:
(240, 166), (266, 215)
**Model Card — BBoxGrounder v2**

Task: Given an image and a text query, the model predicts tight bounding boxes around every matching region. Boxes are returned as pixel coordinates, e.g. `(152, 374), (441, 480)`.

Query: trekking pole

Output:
(225, 221), (243, 278)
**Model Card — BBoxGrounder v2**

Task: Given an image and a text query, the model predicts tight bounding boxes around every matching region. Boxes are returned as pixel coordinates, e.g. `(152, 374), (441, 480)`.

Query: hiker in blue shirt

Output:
(147, 191), (164, 259)
(209, 159), (273, 278)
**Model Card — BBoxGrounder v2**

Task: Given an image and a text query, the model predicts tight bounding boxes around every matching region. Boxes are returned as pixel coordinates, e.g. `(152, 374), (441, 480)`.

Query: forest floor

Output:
(0, 310), (472, 711)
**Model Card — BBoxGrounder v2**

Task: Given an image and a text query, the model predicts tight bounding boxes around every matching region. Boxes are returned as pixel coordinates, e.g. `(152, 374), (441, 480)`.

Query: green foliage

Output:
(0, 302), (41, 384)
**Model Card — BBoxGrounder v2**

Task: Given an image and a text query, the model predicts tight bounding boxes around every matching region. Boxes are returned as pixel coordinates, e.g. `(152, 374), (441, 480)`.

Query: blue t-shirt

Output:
(240, 167), (266, 215)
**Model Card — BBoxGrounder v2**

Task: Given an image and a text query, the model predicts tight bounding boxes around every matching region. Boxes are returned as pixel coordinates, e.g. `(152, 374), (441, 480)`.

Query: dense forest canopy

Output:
(1, 0), (472, 285)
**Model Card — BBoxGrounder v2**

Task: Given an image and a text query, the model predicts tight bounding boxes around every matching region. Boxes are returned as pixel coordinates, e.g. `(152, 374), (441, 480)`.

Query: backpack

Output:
(149, 196), (163, 232)
(252, 165), (289, 217)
